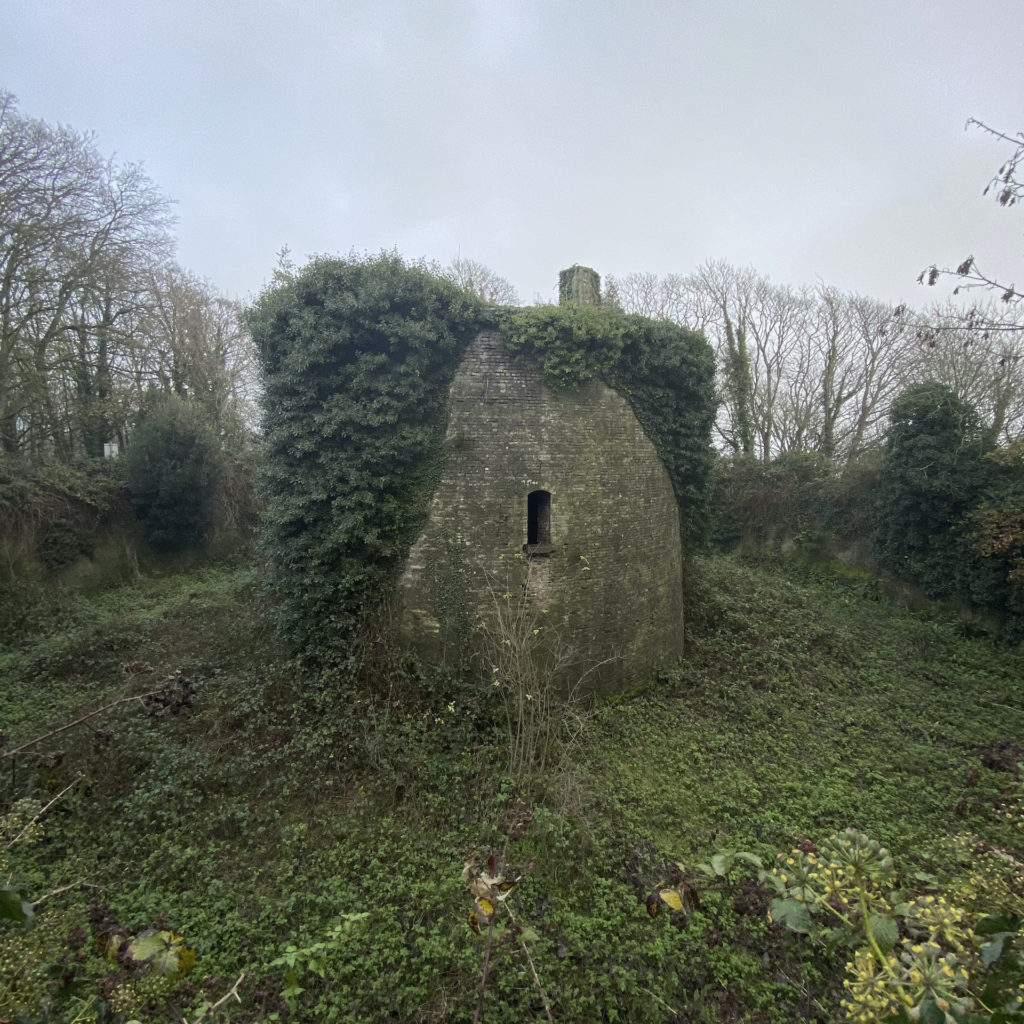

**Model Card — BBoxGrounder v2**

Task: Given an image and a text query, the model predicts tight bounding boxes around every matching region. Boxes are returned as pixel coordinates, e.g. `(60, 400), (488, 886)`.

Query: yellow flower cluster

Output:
(938, 833), (1024, 918)
(905, 894), (973, 952)
(841, 948), (904, 1023)
(840, 939), (973, 1021)
(0, 798), (44, 876)
(0, 912), (70, 1020)
(772, 830), (896, 920)
(108, 971), (177, 1018)
(898, 941), (971, 1013)
(772, 832), (991, 1024)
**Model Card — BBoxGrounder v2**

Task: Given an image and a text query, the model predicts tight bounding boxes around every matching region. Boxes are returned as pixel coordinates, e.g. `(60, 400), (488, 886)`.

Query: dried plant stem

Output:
(2, 691), (164, 760)
(503, 902), (553, 1023)
(6, 775), (83, 848)
(184, 971), (246, 1023)
(472, 918), (497, 1024)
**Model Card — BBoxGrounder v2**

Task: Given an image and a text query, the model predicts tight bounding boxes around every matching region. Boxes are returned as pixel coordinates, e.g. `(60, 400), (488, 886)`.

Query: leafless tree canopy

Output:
(608, 261), (1024, 463)
(0, 91), (256, 462)
(438, 256), (520, 306)
(919, 119), (1024, 308)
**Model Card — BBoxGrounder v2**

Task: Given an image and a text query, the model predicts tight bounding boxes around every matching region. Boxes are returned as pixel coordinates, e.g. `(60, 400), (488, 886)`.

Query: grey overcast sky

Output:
(3, 0), (1022, 308)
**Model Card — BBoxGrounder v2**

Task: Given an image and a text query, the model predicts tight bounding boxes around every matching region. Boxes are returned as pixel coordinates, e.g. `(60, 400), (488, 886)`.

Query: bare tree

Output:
(0, 91), (174, 459)
(837, 295), (918, 460)
(611, 262), (921, 464)
(440, 256), (519, 305)
(141, 266), (258, 443)
(802, 288), (918, 461)
(911, 299), (1024, 441)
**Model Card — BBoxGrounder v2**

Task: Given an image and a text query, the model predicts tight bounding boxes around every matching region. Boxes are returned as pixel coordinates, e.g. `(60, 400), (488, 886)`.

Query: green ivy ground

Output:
(2, 553), (1023, 1022)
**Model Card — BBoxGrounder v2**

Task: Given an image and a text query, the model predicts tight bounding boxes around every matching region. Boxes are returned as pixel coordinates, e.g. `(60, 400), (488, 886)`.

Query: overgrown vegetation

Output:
(3, 552), (1023, 1022)
(871, 382), (1024, 637)
(0, 459), (133, 641)
(705, 384), (1024, 639)
(247, 253), (484, 661)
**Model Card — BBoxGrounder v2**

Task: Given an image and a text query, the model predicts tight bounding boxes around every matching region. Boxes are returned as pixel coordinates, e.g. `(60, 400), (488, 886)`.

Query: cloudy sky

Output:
(3, 0), (1022, 309)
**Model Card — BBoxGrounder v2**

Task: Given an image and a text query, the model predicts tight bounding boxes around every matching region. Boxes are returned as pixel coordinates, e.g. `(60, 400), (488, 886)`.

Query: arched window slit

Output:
(524, 489), (553, 555)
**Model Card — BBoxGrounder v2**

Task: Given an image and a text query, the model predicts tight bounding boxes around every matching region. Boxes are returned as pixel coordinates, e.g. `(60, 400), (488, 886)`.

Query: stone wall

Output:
(396, 330), (685, 692)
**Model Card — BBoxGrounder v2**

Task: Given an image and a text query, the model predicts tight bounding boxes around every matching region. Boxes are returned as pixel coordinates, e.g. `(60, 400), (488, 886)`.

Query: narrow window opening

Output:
(525, 490), (553, 554)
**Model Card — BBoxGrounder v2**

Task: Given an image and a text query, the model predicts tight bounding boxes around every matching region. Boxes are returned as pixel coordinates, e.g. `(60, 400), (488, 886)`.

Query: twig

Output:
(184, 971), (246, 1023)
(642, 986), (681, 1018)
(516, 933), (553, 1022)
(2, 691), (164, 760)
(499, 865), (553, 1023)
(6, 775), (83, 848)
(33, 880), (101, 907)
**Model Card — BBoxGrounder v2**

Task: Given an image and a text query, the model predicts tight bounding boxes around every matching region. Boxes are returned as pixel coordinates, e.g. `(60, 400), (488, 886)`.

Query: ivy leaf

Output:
(734, 852), (764, 870)
(128, 932), (170, 961)
(979, 932), (1015, 967)
(127, 930), (194, 978)
(868, 913), (899, 951)
(880, 1008), (914, 1023)
(916, 998), (947, 1024)
(769, 898), (811, 934)
(0, 886), (34, 925)
(976, 913), (1022, 936)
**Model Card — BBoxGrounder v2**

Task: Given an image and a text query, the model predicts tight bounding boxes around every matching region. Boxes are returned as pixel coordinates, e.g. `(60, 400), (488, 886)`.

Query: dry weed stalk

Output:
(477, 556), (602, 782)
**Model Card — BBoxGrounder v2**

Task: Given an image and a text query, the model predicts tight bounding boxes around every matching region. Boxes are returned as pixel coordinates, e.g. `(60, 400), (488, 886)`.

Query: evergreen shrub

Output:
(125, 395), (225, 552)
(247, 254), (483, 662)
(873, 382), (993, 603)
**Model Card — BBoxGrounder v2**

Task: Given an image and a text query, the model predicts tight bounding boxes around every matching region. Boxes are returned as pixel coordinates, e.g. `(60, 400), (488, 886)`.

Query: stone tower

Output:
(395, 268), (685, 693)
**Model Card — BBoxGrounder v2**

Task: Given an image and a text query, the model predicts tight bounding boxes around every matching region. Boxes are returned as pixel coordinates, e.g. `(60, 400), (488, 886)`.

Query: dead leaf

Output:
(659, 889), (683, 912)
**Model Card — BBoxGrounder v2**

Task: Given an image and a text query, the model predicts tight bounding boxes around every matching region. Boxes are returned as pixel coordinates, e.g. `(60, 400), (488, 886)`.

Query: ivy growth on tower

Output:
(248, 254), (483, 662)
(500, 265), (717, 549)
(248, 256), (716, 664)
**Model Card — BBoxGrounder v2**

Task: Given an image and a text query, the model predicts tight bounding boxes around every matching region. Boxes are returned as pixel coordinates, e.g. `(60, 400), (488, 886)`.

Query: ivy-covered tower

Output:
(251, 255), (714, 686)
(396, 267), (687, 692)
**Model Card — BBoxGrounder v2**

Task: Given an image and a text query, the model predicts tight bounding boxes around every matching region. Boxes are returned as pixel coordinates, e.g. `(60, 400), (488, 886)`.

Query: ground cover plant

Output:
(2, 552), (1023, 1022)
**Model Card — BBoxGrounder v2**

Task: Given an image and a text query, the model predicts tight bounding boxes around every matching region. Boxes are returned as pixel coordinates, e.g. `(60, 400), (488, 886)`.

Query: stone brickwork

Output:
(396, 330), (684, 692)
